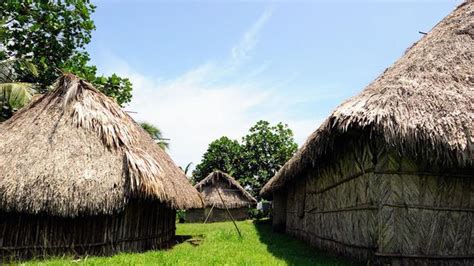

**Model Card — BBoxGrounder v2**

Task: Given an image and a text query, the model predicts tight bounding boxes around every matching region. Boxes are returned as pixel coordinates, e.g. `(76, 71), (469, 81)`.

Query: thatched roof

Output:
(195, 171), (257, 209)
(261, 1), (473, 198)
(0, 74), (203, 217)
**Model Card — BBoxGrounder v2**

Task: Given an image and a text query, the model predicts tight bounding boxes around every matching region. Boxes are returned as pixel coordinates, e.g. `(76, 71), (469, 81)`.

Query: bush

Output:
(177, 210), (186, 223)
(249, 200), (272, 220)
(248, 208), (265, 220)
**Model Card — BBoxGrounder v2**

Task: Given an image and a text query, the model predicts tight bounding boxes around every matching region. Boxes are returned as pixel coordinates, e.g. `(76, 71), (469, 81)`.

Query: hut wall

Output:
(185, 208), (206, 223)
(280, 143), (474, 264)
(0, 200), (176, 261)
(208, 208), (249, 222)
(185, 207), (249, 223)
(374, 152), (474, 265)
(284, 142), (378, 261)
(272, 190), (287, 233)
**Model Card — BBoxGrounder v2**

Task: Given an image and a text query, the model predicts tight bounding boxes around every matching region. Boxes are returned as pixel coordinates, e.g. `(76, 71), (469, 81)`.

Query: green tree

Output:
(0, 1), (133, 106)
(193, 136), (242, 183)
(239, 121), (298, 196)
(193, 121), (298, 197)
(140, 122), (169, 150)
(0, 1), (95, 88)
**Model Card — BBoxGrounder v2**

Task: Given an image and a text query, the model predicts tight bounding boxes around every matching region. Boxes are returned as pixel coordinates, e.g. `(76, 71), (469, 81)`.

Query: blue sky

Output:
(87, 0), (460, 168)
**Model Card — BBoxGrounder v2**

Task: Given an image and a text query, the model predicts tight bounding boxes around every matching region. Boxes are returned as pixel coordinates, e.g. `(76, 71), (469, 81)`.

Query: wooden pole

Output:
(203, 203), (215, 224)
(217, 189), (242, 238)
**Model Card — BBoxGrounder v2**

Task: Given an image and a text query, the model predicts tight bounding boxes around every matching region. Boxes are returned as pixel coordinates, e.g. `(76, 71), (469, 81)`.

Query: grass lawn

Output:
(22, 220), (355, 265)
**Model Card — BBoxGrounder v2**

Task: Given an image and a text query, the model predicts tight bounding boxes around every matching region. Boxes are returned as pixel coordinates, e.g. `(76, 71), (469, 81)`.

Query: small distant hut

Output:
(186, 171), (257, 223)
(261, 2), (473, 265)
(0, 74), (203, 260)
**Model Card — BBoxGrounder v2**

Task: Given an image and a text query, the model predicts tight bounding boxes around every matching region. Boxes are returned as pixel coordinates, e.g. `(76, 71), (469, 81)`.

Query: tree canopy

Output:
(193, 120), (298, 197)
(0, 0), (132, 107)
(239, 121), (298, 196)
(193, 136), (242, 181)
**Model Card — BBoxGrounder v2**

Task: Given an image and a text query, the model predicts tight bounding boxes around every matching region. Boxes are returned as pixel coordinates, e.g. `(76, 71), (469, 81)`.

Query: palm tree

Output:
(140, 122), (170, 150)
(0, 58), (37, 122)
(180, 162), (196, 185)
(182, 162), (193, 176)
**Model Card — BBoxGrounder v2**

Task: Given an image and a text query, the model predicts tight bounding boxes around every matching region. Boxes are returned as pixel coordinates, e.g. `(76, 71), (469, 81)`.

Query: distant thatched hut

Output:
(261, 2), (473, 265)
(186, 171), (257, 223)
(0, 74), (203, 260)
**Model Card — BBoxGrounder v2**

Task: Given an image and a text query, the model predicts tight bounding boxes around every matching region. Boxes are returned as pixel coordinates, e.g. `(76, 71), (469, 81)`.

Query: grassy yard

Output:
(22, 220), (354, 265)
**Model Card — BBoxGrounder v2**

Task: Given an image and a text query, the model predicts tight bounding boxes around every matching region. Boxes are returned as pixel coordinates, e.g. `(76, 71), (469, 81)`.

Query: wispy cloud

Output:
(231, 8), (273, 66)
(98, 9), (323, 169)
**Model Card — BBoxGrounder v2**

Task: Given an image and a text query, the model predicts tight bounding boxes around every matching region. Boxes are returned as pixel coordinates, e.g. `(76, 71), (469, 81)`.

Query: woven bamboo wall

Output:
(279, 142), (473, 264)
(0, 200), (176, 261)
(375, 153), (473, 265)
(185, 207), (249, 223)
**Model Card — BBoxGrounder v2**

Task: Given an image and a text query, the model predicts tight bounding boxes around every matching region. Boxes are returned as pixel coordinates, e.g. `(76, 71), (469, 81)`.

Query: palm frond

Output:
(0, 58), (38, 83)
(184, 162), (193, 175)
(140, 122), (170, 150)
(158, 141), (169, 150)
(0, 82), (36, 110)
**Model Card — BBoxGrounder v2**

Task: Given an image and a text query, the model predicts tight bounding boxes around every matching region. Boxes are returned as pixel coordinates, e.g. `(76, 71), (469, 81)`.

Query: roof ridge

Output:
(196, 170), (257, 204)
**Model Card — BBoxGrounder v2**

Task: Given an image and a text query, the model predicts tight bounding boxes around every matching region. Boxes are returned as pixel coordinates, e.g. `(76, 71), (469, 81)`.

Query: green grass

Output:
(21, 220), (354, 265)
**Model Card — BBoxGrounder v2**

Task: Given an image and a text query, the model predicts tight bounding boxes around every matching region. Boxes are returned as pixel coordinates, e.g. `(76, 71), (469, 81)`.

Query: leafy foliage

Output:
(239, 121), (298, 196)
(0, 58), (37, 121)
(193, 136), (242, 183)
(248, 208), (265, 220)
(176, 210), (186, 223)
(193, 121), (298, 197)
(0, 0), (95, 88)
(0, 1), (133, 106)
(140, 122), (169, 150)
(0, 82), (35, 121)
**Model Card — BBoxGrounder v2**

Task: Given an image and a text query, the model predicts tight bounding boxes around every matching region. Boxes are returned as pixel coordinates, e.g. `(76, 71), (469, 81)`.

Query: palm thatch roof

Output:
(195, 170), (257, 209)
(0, 74), (203, 217)
(261, 1), (473, 198)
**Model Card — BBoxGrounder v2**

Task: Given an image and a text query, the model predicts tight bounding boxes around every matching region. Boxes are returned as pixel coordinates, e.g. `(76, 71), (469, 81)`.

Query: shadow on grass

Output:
(7, 235), (203, 264)
(173, 234), (204, 247)
(253, 220), (358, 266)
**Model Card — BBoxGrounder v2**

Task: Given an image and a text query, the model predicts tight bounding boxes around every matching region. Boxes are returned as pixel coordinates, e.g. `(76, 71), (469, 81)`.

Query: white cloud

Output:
(98, 9), (324, 169)
(231, 8), (273, 66)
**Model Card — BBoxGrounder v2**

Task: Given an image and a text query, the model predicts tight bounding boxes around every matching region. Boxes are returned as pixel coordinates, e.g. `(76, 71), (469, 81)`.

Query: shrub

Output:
(248, 208), (265, 220)
(177, 210), (186, 223)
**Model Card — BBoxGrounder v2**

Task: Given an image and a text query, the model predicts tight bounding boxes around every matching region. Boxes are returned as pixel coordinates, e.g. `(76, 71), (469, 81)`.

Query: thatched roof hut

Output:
(261, 2), (473, 264)
(196, 170), (257, 209)
(186, 171), (256, 223)
(0, 74), (202, 260)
